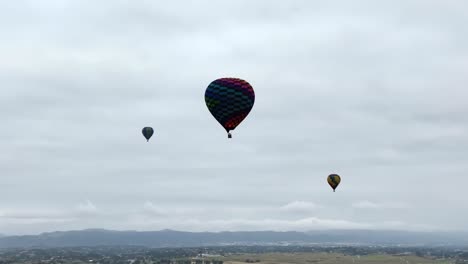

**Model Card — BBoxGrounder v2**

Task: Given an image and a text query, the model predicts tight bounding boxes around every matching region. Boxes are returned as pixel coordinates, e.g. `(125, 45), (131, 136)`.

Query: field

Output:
(222, 253), (452, 264)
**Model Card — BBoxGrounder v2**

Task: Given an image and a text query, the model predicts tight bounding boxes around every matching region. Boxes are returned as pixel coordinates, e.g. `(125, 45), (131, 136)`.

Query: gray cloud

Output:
(0, 0), (467, 235)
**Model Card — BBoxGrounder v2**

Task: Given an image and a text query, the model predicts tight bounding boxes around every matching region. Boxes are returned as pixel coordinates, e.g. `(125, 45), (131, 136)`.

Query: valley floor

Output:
(222, 253), (452, 264)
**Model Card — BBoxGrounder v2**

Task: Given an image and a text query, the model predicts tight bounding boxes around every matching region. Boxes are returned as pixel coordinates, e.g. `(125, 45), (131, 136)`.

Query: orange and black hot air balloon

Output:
(327, 174), (341, 192)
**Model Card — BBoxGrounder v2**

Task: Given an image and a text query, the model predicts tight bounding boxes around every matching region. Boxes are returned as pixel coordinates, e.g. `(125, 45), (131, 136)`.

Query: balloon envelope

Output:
(327, 174), (341, 192)
(205, 77), (255, 137)
(142, 127), (154, 142)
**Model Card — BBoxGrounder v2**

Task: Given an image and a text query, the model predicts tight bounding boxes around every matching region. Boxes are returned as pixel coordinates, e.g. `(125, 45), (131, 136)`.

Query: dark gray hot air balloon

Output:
(142, 127), (154, 142)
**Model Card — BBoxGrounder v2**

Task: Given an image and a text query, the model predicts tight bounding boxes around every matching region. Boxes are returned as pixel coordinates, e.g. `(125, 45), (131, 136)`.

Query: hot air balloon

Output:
(205, 77), (255, 138)
(142, 127), (154, 142)
(327, 174), (341, 192)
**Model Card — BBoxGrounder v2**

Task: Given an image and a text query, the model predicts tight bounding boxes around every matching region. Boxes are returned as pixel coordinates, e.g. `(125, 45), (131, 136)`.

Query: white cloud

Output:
(127, 216), (369, 232)
(280, 201), (319, 213)
(352, 201), (409, 210)
(75, 200), (98, 215)
(126, 216), (437, 233)
(0, 208), (74, 227)
(352, 200), (380, 209)
(142, 202), (167, 216)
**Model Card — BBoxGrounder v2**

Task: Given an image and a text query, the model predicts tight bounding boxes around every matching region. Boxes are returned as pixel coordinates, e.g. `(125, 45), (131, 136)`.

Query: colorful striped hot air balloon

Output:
(205, 77), (255, 138)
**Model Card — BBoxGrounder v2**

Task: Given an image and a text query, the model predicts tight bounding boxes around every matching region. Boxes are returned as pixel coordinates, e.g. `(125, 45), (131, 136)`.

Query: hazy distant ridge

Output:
(1, 229), (467, 249)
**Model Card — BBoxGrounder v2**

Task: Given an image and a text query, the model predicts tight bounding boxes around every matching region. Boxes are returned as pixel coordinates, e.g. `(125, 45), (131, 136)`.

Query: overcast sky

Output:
(0, 0), (467, 235)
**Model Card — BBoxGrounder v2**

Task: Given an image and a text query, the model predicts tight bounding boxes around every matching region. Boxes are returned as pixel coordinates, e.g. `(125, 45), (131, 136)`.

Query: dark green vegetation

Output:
(1, 245), (468, 264)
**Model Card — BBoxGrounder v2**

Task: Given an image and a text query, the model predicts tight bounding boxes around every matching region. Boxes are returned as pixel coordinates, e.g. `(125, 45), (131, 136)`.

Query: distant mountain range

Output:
(0, 229), (467, 249)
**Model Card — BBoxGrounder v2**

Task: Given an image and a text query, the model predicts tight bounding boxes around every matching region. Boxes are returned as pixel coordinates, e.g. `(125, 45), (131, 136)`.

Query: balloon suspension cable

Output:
(333, 189), (335, 192)
(228, 132), (232, 139)
(147, 139), (149, 142)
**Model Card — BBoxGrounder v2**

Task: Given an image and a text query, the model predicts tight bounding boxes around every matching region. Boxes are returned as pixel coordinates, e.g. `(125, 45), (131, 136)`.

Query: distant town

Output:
(1, 245), (468, 264)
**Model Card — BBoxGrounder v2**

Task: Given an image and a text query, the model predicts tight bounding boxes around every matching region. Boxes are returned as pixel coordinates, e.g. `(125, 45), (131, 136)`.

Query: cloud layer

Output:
(1, 0), (467, 235)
